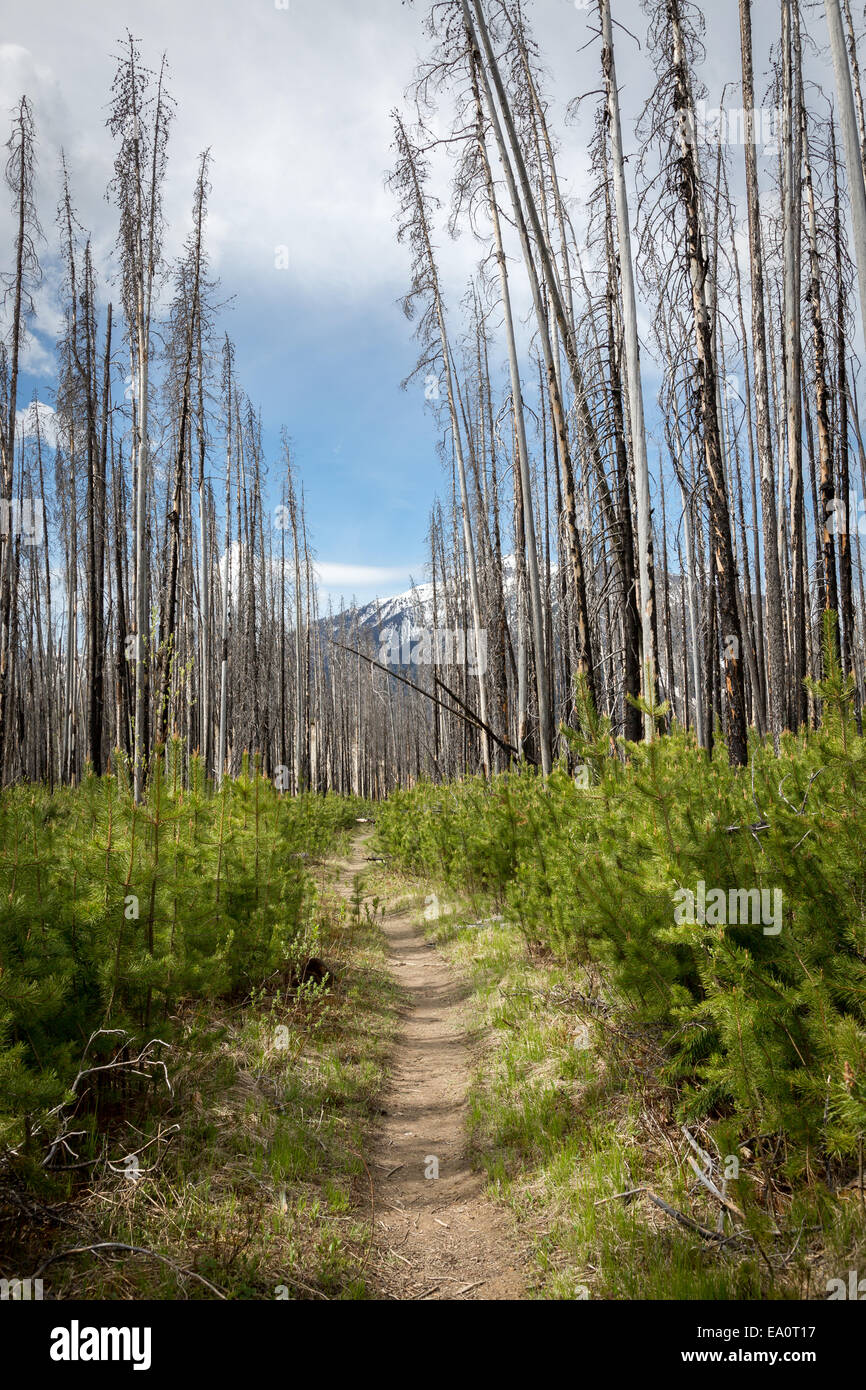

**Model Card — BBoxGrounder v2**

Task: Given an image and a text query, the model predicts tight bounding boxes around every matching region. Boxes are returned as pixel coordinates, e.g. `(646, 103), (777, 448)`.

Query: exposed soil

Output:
(330, 829), (527, 1301)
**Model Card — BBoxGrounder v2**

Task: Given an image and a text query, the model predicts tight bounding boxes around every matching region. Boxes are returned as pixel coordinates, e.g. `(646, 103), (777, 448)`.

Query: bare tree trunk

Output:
(217, 340), (232, 787)
(826, 0), (866, 351)
(469, 46), (551, 773)
(602, 0), (656, 738)
(670, 0), (746, 765)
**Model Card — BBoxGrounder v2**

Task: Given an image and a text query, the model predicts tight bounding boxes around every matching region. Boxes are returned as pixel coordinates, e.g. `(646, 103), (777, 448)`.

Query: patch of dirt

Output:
(328, 830), (527, 1301)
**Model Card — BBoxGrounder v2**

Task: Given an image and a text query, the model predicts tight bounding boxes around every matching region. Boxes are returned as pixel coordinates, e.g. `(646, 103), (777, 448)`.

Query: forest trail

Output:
(326, 828), (527, 1300)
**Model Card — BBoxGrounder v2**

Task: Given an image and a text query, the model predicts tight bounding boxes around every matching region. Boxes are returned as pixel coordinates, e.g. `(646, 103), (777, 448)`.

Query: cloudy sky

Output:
(0, 0), (837, 607)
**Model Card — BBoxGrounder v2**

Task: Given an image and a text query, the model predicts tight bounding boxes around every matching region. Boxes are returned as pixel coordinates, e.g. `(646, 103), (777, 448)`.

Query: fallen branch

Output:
(328, 638), (528, 763)
(594, 1186), (648, 1207)
(32, 1241), (227, 1299)
(644, 1191), (731, 1242)
(681, 1127), (745, 1220)
(594, 1185), (732, 1242)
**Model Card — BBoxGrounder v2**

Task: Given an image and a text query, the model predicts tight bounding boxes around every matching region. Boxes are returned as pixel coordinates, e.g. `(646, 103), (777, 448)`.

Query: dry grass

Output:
(367, 860), (866, 1301)
(0, 857), (401, 1300)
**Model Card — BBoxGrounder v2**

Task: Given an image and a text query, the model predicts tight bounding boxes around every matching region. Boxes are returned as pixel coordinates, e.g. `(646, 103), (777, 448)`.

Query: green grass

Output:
(0, 824), (401, 1300)
(373, 865), (866, 1300)
(0, 756), (369, 1150)
(372, 668), (866, 1297)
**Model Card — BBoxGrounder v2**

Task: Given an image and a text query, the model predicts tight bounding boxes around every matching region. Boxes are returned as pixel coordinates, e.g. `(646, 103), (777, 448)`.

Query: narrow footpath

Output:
(329, 830), (526, 1300)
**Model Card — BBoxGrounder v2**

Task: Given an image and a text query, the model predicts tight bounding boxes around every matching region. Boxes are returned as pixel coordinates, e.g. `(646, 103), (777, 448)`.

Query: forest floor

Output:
(328, 828), (528, 1300)
(6, 818), (856, 1300)
(1, 819), (531, 1301)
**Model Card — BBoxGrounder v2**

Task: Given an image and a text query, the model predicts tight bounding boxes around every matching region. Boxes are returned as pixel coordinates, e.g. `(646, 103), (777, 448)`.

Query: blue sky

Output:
(0, 0), (844, 608)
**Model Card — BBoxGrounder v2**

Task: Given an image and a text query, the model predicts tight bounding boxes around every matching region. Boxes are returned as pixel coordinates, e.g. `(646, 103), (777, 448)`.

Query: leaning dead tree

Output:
(2, 2), (866, 796)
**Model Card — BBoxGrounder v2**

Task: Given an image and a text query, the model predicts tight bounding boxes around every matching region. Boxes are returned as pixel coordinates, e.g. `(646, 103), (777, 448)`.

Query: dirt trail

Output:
(329, 828), (526, 1301)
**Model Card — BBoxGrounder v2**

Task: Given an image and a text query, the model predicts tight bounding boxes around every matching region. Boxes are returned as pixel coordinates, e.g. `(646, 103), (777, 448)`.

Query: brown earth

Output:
(330, 829), (527, 1301)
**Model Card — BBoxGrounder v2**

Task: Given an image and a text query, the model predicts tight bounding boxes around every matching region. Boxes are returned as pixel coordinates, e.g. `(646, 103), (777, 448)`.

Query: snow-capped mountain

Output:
(329, 554), (523, 643)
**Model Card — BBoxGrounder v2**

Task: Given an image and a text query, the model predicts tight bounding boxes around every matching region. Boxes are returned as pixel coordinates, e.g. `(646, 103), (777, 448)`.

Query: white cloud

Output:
(0, 0), (850, 575)
(314, 561), (418, 591)
(16, 398), (57, 447)
(315, 561), (425, 612)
